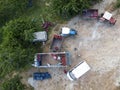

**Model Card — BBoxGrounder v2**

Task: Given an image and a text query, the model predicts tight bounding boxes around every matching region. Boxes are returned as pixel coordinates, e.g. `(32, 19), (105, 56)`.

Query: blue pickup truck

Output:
(33, 72), (51, 80)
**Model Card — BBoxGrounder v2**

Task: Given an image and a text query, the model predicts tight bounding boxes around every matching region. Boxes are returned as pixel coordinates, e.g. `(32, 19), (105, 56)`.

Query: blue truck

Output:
(33, 72), (51, 80)
(60, 27), (77, 37)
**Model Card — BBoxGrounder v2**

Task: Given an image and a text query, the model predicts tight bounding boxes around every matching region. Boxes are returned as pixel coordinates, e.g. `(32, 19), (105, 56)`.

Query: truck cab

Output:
(67, 61), (91, 81)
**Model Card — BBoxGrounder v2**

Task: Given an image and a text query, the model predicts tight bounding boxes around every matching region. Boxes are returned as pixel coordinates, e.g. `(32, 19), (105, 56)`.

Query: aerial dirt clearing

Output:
(24, 0), (120, 90)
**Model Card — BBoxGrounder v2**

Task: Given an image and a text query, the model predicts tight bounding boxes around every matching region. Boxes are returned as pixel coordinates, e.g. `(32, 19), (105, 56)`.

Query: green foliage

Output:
(0, 28), (3, 44)
(1, 75), (25, 90)
(0, 18), (42, 77)
(115, 0), (120, 8)
(51, 0), (102, 18)
(2, 18), (36, 48)
(0, 0), (28, 26)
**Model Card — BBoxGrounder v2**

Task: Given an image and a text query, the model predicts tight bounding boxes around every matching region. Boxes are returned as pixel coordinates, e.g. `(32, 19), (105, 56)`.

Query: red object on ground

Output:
(37, 54), (41, 61)
(42, 21), (53, 32)
(109, 17), (116, 24)
(42, 21), (53, 29)
(93, 11), (98, 17)
(61, 55), (66, 66)
(54, 35), (62, 39)
(82, 9), (98, 18)
(54, 35), (58, 38)
(58, 36), (62, 39)
(64, 69), (67, 74)
(55, 46), (59, 51)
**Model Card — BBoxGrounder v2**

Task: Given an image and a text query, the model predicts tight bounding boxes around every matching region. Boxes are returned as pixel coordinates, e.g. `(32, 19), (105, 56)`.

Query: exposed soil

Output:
(23, 0), (120, 90)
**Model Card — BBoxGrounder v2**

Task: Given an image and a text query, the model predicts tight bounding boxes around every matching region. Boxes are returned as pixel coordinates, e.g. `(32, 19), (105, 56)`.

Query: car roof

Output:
(72, 61), (91, 79)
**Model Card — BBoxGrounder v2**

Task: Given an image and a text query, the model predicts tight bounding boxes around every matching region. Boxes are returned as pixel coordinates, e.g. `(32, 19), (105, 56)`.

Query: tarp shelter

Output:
(33, 31), (47, 42)
(103, 11), (112, 20)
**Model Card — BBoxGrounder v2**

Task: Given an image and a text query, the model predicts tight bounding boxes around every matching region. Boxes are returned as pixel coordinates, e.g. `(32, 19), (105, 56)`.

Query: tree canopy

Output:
(0, 0), (28, 26)
(51, 0), (101, 18)
(2, 18), (36, 48)
(0, 18), (41, 77)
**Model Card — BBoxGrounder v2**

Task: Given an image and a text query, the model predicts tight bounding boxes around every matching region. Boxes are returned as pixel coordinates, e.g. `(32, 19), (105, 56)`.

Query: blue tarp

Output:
(33, 72), (51, 80)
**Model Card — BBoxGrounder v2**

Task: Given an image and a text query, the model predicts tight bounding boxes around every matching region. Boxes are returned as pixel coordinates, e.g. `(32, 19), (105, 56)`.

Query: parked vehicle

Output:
(60, 27), (77, 37)
(99, 11), (116, 25)
(67, 61), (91, 81)
(33, 72), (51, 80)
(82, 9), (98, 19)
(50, 34), (64, 52)
(32, 52), (71, 68)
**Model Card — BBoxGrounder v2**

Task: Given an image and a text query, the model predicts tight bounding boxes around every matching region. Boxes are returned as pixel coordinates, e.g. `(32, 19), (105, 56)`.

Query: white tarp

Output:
(61, 27), (70, 34)
(33, 31), (47, 42)
(103, 11), (112, 20)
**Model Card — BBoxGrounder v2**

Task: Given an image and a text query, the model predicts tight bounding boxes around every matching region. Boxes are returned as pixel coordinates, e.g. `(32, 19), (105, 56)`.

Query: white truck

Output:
(67, 61), (91, 81)
(60, 27), (77, 37)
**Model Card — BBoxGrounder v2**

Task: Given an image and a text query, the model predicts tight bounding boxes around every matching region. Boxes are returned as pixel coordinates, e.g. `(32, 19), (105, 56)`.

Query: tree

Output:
(2, 18), (36, 48)
(0, 0), (28, 26)
(51, 0), (102, 18)
(0, 18), (41, 77)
